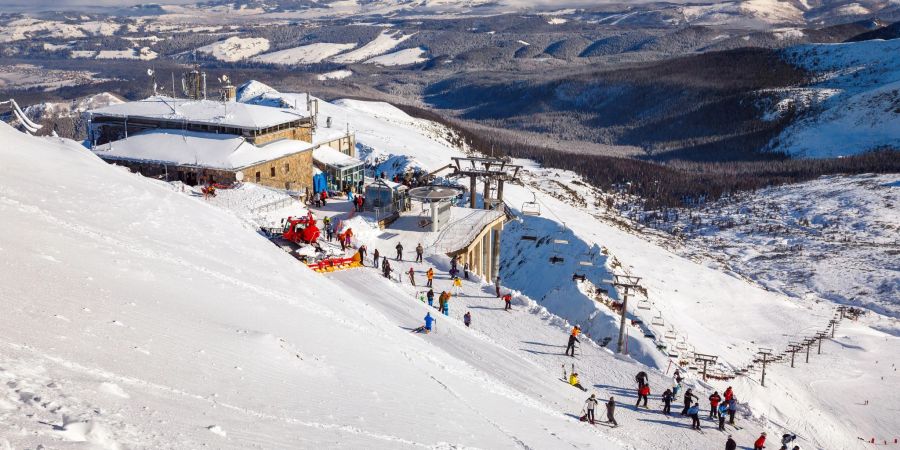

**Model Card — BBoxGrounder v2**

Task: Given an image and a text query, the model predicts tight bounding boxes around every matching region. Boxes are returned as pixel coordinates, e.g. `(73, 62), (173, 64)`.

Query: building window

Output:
(283, 163), (290, 173)
(270, 167), (276, 177)
(255, 171), (261, 182)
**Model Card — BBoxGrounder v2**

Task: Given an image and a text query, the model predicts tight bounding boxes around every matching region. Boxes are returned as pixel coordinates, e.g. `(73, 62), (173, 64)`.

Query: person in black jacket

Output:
(681, 388), (699, 415)
(726, 435), (737, 450)
(661, 388), (673, 415)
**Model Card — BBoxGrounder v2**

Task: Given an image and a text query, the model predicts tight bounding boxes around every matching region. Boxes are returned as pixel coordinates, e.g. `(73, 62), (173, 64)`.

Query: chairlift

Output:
(651, 316), (665, 327)
(636, 299), (652, 310)
(521, 192), (541, 216)
(549, 223), (568, 264)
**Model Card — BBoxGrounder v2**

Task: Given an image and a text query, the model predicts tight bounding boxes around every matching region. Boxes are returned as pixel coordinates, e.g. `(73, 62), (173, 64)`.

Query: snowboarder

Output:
(463, 311), (471, 328)
(682, 389), (699, 415)
(779, 433), (797, 450)
(463, 262), (470, 280)
(495, 276), (501, 297)
(636, 384), (650, 408)
(415, 243), (424, 263)
(503, 293), (512, 311)
(408, 268), (416, 286)
(717, 403), (728, 431)
(583, 394), (598, 425)
(605, 397), (618, 427)
(426, 289), (435, 307)
(426, 268), (434, 287)
(662, 388), (673, 415)
(687, 403), (701, 430)
(753, 432), (767, 450)
(709, 391), (722, 418)
(565, 326), (581, 357)
(635, 371), (648, 389)
(395, 243), (403, 260)
(726, 435), (737, 450)
(373, 249), (380, 267)
(452, 277), (462, 296)
(423, 312), (434, 334)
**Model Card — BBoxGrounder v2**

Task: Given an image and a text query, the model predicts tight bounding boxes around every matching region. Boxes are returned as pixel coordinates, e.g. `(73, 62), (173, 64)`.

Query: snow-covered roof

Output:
(88, 96), (309, 131)
(312, 145), (362, 169)
(92, 129), (313, 170)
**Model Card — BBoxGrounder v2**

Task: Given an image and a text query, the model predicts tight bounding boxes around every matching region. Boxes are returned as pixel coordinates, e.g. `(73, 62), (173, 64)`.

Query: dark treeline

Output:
(397, 104), (900, 209)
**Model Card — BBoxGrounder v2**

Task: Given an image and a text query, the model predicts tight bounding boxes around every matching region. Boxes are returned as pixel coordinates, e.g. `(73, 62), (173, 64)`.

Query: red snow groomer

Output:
(282, 213), (321, 244)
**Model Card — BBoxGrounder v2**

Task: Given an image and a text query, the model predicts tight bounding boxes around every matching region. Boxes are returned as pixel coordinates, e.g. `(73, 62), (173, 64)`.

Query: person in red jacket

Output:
(709, 391), (722, 418)
(724, 386), (734, 402)
(635, 383), (650, 408)
(754, 432), (767, 450)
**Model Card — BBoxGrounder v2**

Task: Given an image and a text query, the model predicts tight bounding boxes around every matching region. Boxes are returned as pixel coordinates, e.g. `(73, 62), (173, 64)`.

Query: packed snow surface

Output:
(330, 30), (414, 64)
(317, 69), (353, 81)
(364, 47), (428, 66)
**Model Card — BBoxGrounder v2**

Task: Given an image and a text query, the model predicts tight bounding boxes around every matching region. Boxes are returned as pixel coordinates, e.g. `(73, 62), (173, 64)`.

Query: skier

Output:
(779, 433), (797, 450)
(682, 388), (699, 415)
(408, 267), (416, 286)
(426, 289), (435, 307)
(495, 276), (501, 297)
(463, 262), (470, 280)
(635, 371), (648, 389)
(503, 293), (512, 311)
(358, 244), (367, 263)
(463, 311), (471, 328)
(687, 403), (701, 430)
(636, 383), (650, 408)
(662, 388), (673, 415)
(717, 402), (728, 431)
(451, 277), (463, 296)
(726, 435), (737, 450)
(583, 394), (598, 425)
(565, 326), (581, 357)
(753, 432), (767, 450)
(605, 397), (618, 427)
(727, 397), (737, 425)
(426, 268), (434, 287)
(423, 312), (434, 334)
(709, 391), (722, 418)
(395, 243), (403, 260)
(568, 372), (587, 391)
(439, 291), (450, 316)
(415, 243), (424, 263)
(674, 368), (683, 384)
(373, 249), (380, 267)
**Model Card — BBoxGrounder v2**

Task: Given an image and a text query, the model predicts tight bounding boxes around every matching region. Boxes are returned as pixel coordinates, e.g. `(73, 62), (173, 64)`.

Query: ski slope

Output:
(195, 36), (271, 62)
(252, 43), (357, 66)
(0, 122), (621, 448)
(330, 30), (415, 64)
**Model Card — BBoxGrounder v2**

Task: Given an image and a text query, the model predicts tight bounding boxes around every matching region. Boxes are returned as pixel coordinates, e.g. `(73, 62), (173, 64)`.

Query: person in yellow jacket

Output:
(452, 277), (463, 296)
(426, 268), (434, 288)
(569, 372), (587, 391)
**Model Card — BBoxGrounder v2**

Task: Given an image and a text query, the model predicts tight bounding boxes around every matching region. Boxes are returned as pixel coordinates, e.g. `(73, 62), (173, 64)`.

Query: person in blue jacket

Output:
(441, 300), (449, 316)
(424, 312), (434, 333)
(426, 289), (435, 307)
(687, 403), (701, 430)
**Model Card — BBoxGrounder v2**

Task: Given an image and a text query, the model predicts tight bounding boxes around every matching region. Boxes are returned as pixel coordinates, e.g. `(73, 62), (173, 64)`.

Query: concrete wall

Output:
(252, 126), (313, 146)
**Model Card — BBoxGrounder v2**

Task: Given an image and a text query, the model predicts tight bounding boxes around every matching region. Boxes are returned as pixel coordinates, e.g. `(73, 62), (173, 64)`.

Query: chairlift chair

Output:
(521, 192), (541, 216)
(636, 299), (652, 310)
(651, 316), (664, 327)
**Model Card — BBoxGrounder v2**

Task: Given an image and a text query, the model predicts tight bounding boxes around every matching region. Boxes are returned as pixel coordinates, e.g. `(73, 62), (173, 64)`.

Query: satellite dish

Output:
(235, 171), (244, 182)
(147, 68), (154, 76)
(221, 74), (230, 84)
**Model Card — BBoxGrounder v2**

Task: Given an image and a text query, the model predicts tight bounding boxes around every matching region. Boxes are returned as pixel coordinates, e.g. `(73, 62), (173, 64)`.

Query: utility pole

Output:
(758, 348), (772, 387)
(787, 342), (802, 368)
(608, 274), (642, 355)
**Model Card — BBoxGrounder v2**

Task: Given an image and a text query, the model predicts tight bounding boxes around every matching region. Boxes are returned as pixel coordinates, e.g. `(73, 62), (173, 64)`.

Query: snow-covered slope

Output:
(767, 38), (900, 157)
(195, 36), (271, 62)
(252, 42), (356, 65)
(364, 47), (429, 66)
(0, 123), (621, 448)
(330, 30), (415, 64)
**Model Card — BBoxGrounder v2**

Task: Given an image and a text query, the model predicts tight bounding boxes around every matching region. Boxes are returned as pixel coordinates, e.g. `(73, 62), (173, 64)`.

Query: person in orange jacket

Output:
(426, 268), (434, 287)
(636, 383), (650, 408)
(565, 326), (581, 357)
(753, 432), (767, 450)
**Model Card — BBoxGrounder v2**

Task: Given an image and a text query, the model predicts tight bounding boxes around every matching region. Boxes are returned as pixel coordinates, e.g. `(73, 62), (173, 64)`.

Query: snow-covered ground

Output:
(364, 47), (428, 66)
(330, 30), (415, 64)
(622, 174), (900, 319)
(767, 38), (900, 157)
(252, 42), (356, 65)
(317, 70), (354, 81)
(195, 36), (271, 62)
